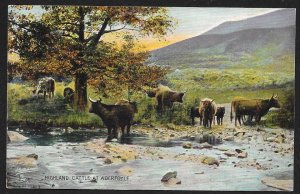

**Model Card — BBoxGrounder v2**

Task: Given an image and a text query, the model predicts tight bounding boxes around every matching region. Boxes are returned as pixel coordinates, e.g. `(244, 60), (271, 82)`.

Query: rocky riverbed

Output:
(6, 104), (294, 191)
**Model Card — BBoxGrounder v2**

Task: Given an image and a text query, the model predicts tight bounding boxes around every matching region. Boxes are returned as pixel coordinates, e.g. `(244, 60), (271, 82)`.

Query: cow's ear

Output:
(274, 94), (278, 98)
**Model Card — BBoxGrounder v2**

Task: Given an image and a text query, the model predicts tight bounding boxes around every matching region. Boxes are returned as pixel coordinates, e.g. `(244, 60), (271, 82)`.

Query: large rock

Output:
(7, 131), (29, 143)
(261, 177), (293, 191)
(7, 154), (38, 168)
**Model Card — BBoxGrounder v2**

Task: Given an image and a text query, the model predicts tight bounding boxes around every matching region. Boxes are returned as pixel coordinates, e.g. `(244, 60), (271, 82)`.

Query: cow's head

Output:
(88, 97), (102, 114)
(269, 94), (280, 108)
(146, 89), (157, 98)
(172, 92), (185, 103)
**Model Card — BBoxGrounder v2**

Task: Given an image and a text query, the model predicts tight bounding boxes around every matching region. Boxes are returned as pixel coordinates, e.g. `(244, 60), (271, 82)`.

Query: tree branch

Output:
(103, 25), (126, 34)
(88, 17), (110, 48)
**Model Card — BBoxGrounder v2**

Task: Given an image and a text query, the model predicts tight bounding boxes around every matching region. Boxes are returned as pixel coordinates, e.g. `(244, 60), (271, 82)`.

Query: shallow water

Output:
(7, 112), (294, 191)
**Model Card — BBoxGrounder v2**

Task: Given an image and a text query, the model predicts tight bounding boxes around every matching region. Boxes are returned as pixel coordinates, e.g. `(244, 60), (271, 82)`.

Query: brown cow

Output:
(231, 94), (280, 126)
(147, 84), (185, 112)
(200, 98), (217, 128)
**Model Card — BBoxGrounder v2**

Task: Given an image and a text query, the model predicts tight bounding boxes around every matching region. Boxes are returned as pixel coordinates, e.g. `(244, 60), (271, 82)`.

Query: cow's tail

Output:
(230, 102), (233, 122)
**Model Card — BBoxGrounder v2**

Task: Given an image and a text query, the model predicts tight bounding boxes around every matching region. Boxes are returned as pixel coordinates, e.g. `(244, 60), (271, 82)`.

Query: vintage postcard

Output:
(7, 6), (295, 191)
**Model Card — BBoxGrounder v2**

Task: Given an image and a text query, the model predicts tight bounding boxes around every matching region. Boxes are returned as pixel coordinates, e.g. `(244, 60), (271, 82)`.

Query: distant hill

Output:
(150, 9), (295, 69)
(204, 9), (295, 35)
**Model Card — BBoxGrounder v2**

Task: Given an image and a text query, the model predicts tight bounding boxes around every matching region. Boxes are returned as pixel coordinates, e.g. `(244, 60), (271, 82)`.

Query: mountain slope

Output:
(149, 9), (295, 69)
(204, 8), (295, 35)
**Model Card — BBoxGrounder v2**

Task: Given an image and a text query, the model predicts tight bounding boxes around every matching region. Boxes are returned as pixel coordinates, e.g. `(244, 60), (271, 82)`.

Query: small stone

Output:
(223, 136), (234, 141)
(161, 171), (177, 182)
(104, 158), (112, 164)
(224, 151), (237, 157)
(234, 131), (246, 136)
(266, 137), (276, 142)
(26, 154), (38, 160)
(237, 152), (248, 158)
(199, 142), (213, 149)
(166, 178), (181, 185)
(201, 156), (219, 166)
(182, 142), (192, 149)
(194, 171), (204, 174)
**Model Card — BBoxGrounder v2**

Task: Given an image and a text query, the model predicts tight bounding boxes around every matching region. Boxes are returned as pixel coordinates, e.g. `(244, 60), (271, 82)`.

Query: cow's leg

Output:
(43, 91), (46, 99)
(235, 115), (237, 126)
(238, 115), (242, 126)
(126, 124), (131, 136)
(199, 116), (202, 126)
(191, 116), (195, 125)
(112, 128), (119, 139)
(221, 117), (223, 125)
(106, 128), (112, 141)
(121, 126), (125, 137)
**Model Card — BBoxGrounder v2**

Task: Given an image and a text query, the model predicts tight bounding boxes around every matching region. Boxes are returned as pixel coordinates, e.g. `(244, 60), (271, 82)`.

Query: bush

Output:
(266, 89), (294, 129)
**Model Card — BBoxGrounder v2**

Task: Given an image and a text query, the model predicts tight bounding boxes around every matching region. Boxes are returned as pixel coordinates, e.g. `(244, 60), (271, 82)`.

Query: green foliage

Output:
(265, 89), (294, 129)
(8, 83), (103, 128)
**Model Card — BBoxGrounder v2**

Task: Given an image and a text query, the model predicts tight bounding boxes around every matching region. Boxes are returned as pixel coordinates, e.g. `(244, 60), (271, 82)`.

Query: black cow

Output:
(63, 87), (74, 103)
(89, 97), (136, 141)
(215, 107), (225, 125)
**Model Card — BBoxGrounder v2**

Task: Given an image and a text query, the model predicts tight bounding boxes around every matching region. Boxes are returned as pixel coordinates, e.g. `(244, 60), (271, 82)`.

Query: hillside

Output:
(150, 9), (295, 69)
(204, 8), (295, 35)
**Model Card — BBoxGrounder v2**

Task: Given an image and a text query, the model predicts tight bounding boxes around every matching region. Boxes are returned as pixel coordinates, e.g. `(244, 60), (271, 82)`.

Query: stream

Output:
(6, 124), (293, 190)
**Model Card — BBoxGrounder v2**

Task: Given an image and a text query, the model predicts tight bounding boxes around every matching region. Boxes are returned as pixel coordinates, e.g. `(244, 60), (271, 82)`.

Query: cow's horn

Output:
(211, 99), (215, 102)
(271, 93), (274, 98)
(88, 97), (97, 103)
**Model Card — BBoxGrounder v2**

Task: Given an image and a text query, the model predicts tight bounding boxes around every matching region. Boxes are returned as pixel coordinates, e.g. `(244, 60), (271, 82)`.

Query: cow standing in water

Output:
(215, 107), (225, 125)
(230, 94), (280, 126)
(89, 97), (136, 141)
(200, 98), (217, 128)
(33, 77), (55, 99)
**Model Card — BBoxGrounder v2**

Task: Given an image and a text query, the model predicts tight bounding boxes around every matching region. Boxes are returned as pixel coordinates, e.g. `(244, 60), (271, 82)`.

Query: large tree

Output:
(8, 6), (175, 109)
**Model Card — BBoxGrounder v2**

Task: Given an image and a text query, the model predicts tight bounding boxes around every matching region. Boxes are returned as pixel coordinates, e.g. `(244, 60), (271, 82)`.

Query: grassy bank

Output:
(7, 66), (294, 129)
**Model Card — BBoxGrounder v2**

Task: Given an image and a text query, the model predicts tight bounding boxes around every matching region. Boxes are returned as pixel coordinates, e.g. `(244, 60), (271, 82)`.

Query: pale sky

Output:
(9, 6), (283, 50)
(168, 7), (281, 37)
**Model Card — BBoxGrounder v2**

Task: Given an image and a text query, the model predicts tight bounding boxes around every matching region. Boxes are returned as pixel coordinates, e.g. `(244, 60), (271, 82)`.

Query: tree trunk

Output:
(75, 72), (88, 111)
